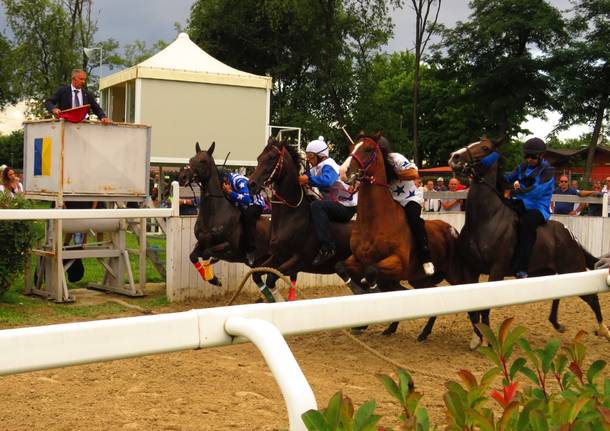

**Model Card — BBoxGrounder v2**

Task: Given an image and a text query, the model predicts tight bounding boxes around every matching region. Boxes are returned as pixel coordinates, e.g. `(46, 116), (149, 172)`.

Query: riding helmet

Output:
(523, 137), (546, 155)
(306, 136), (329, 158)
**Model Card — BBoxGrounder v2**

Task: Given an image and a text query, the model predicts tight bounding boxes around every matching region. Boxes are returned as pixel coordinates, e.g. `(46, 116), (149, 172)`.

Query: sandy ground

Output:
(1, 283), (609, 430)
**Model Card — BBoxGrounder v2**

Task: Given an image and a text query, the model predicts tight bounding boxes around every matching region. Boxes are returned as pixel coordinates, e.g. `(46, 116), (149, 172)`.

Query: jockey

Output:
(220, 169), (266, 265)
(503, 137), (555, 279)
(299, 136), (358, 265)
(378, 136), (435, 276)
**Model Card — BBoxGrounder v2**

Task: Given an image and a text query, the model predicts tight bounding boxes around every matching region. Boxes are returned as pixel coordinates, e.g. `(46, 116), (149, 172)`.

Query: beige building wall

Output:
(138, 79), (268, 164)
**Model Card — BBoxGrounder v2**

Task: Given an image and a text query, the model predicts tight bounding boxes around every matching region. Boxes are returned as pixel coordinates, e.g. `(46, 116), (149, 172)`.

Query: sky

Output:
(0, 0), (589, 139)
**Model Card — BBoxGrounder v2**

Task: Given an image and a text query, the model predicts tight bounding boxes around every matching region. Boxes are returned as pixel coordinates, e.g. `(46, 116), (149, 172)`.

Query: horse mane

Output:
(282, 140), (302, 169)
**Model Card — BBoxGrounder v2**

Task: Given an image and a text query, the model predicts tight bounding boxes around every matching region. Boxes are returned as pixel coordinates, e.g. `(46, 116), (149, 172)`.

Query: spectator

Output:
(435, 177), (447, 191)
(571, 179), (582, 215)
(552, 175), (580, 215)
(423, 179), (439, 212)
(551, 175), (598, 215)
(604, 177), (610, 193)
(0, 166), (24, 197)
(440, 178), (462, 212)
(587, 180), (604, 217)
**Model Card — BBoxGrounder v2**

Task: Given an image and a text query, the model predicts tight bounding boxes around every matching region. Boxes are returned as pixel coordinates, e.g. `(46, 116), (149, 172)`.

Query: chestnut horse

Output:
(449, 137), (610, 344)
(186, 141), (294, 302)
(339, 135), (469, 341)
(249, 137), (406, 335)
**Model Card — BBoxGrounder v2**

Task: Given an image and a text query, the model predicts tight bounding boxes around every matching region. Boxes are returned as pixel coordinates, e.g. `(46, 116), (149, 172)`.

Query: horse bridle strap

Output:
(350, 138), (388, 187)
(263, 145), (286, 187)
(270, 186), (305, 208)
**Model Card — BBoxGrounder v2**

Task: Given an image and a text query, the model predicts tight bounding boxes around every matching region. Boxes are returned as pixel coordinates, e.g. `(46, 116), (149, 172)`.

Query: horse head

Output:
(249, 135), (293, 194)
(448, 136), (505, 177)
(188, 141), (217, 187)
(342, 135), (385, 186)
(177, 165), (194, 187)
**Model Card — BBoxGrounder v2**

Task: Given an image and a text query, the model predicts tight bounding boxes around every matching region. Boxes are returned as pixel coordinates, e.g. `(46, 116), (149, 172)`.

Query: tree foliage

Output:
(549, 0), (610, 180)
(187, 0), (397, 152)
(430, 0), (566, 139)
(0, 129), (24, 169)
(0, 33), (17, 108)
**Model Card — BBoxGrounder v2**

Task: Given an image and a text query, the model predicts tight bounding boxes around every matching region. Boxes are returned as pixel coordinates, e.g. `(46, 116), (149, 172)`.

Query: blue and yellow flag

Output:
(34, 137), (52, 176)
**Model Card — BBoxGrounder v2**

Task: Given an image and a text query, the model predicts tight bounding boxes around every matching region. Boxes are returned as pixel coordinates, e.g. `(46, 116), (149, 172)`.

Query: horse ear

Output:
(195, 141), (201, 154)
(208, 141), (216, 155)
(267, 136), (275, 146)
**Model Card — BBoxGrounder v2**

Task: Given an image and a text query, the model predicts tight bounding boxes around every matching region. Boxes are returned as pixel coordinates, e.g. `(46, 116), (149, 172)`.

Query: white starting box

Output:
(23, 119), (150, 202)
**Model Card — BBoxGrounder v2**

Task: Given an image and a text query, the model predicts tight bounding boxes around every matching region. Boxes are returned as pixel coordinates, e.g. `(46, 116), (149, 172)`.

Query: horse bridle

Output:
(260, 144), (306, 208)
(349, 138), (388, 187)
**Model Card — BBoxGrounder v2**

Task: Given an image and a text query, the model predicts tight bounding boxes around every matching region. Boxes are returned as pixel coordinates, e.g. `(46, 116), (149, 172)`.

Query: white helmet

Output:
(305, 136), (328, 158)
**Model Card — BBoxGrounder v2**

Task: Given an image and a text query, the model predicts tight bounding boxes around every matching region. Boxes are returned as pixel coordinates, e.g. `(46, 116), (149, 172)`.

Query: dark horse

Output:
(186, 141), (292, 302)
(449, 137), (610, 346)
(249, 136), (415, 336)
(339, 135), (468, 342)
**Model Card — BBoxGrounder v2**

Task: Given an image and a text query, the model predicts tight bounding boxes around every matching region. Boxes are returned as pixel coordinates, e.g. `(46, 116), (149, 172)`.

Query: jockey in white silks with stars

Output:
(298, 136), (358, 265)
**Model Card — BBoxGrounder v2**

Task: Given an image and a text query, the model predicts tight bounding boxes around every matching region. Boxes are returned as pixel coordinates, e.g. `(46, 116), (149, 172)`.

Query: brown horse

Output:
(338, 135), (467, 341)
(186, 141), (293, 302)
(249, 137), (407, 335)
(449, 137), (610, 344)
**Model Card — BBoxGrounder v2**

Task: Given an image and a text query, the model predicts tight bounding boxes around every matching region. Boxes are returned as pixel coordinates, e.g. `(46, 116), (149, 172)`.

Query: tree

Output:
(409, 0), (441, 166)
(187, 0), (397, 149)
(549, 0), (610, 181)
(430, 0), (566, 139)
(0, 129), (24, 169)
(0, 33), (17, 108)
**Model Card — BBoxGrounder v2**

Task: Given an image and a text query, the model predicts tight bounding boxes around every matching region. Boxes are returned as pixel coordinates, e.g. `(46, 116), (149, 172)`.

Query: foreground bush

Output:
(302, 318), (610, 430)
(0, 193), (36, 295)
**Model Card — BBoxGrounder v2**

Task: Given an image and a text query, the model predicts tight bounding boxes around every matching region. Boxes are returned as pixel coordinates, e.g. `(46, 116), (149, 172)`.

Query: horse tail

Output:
(580, 244), (598, 270)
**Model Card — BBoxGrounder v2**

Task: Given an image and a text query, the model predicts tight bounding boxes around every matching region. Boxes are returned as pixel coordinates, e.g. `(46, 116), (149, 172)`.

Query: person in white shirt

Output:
(378, 136), (434, 275)
(423, 179), (439, 212)
(0, 166), (24, 197)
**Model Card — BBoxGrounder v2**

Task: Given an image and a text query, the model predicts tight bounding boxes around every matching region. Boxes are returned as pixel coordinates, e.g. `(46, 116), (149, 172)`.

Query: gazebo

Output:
(99, 32), (272, 166)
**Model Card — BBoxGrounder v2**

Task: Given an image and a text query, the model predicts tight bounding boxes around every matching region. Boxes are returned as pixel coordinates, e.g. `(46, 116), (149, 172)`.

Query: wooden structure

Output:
(22, 119), (151, 302)
(546, 145), (610, 181)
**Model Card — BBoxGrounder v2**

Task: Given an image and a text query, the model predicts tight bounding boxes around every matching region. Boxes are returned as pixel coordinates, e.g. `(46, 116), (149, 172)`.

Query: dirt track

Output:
(1, 284), (609, 430)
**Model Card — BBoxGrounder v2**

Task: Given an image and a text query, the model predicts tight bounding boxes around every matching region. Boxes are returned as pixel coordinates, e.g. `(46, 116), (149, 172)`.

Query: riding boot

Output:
(405, 202), (434, 275)
(312, 244), (336, 266)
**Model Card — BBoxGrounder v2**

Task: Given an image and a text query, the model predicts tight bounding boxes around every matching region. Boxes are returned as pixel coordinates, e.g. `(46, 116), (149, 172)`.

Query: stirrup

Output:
(423, 262), (435, 276)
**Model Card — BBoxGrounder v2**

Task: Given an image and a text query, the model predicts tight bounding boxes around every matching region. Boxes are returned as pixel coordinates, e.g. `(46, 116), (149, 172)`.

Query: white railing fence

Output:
(0, 269), (609, 430)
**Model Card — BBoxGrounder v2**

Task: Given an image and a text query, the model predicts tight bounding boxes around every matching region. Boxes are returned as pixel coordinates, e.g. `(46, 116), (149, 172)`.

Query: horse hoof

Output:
(553, 323), (566, 333)
(595, 324), (610, 340)
(417, 333), (429, 342)
(350, 327), (366, 336)
(208, 276), (222, 287)
(469, 333), (482, 350)
(381, 329), (395, 336)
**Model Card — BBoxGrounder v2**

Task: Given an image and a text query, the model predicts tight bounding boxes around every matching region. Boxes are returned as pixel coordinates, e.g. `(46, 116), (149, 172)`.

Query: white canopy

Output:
(100, 33), (271, 90)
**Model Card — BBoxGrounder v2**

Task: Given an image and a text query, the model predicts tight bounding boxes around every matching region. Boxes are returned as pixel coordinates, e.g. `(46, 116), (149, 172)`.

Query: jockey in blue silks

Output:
(480, 137), (555, 279)
(298, 136), (358, 265)
(220, 170), (266, 265)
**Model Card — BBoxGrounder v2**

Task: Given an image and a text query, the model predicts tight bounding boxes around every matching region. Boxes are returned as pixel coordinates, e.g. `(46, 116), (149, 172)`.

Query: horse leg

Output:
(265, 254), (301, 303)
(410, 277), (440, 342)
(364, 254), (404, 293)
(549, 299), (566, 333)
(336, 257), (369, 334)
(578, 294), (610, 340)
(335, 256), (367, 295)
(189, 244), (222, 286)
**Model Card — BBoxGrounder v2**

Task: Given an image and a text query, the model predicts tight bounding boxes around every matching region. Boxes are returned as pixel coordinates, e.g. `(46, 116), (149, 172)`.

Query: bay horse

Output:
(249, 137), (410, 335)
(448, 137), (610, 344)
(339, 135), (472, 342)
(186, 141), (294, 302)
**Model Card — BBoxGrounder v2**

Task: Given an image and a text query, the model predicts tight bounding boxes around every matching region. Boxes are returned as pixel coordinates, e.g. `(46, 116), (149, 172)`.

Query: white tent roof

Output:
(100, 33), (271, 90)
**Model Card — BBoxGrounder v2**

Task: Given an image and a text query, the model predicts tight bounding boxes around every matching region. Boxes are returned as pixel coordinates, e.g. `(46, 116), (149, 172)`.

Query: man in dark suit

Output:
(45, 69), (110, 124)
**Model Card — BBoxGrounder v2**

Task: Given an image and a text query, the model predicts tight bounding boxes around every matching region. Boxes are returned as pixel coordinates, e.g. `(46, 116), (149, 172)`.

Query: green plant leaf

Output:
(529, 409), (549, 431)
(377, 373), (402, 404)
(498, 317), (514, 344)
(323, 392), (343, 428)
(502, 326), (527, 360)
(517, 400), (543, 431)
(541, 339), (561, 374)
(568, 397), (591, 423)
(468, 410), (495, 431)
(510, 358), (527, 380)
(406, 392), (423, 415)
(519, 366), (540, 385)
(457, 369), (478, 390)
(415, 408), (430, 431)
(302, 410), (330, 431)
(477, 323), (499, 351)
(398, 369), (413, 404)
(479, 345), (502, 367)
(444, 391), (465, 427)
(586, 360), (606, 384)
(519, 338), (540, 369)
(481, 367), (501, 388)
(499, 400), (520, 431)
(353, 399), (377, 431)
(445, 381), (468, 400)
